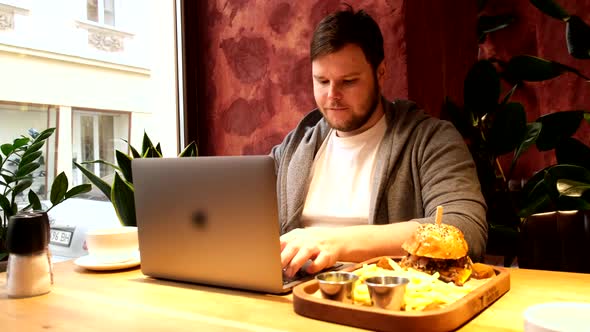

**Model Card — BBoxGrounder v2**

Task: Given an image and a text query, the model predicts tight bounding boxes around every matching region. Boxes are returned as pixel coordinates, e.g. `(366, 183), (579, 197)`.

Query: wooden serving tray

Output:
(293, 257), (510, 332)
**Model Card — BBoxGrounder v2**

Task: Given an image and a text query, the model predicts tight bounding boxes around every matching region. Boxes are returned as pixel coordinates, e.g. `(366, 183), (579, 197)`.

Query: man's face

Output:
(312, 44), (385, 137)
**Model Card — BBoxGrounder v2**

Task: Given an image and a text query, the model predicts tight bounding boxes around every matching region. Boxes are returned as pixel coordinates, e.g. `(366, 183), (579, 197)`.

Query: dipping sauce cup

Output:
(316, 271), (358, 303)
(365, 276), (410, 311)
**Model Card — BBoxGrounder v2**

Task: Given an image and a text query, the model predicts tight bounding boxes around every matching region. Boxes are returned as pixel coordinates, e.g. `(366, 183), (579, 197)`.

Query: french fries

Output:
(351, 258), (482, 311)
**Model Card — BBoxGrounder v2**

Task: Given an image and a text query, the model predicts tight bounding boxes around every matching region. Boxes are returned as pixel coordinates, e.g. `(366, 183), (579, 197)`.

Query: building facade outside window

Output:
(0, 0), (180, 202)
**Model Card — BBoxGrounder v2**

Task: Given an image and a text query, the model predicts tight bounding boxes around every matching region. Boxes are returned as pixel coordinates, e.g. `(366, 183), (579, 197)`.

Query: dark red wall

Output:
(188, 0), (589, 181)
(193, 0), (407, 156)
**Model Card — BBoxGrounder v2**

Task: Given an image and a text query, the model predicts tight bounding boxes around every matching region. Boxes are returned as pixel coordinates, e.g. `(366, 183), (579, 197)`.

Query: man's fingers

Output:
(305, 251), (333, 274)
(280, 242), (298, 268)
(285, 246), (318, 277)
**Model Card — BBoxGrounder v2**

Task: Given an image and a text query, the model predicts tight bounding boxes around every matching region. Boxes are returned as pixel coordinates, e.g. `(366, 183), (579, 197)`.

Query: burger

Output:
(400, 223), (473, 286)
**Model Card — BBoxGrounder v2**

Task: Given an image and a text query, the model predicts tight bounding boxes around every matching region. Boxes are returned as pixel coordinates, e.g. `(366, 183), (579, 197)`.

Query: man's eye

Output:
(319, 80), (329, 85)
(343, 79), (357, 85)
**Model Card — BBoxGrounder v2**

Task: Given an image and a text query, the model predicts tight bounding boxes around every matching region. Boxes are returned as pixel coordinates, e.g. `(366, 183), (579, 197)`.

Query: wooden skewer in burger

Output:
(400, 206), (474, 286)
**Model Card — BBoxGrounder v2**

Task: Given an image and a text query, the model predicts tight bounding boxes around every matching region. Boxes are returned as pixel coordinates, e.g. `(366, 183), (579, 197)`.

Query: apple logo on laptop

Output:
(191, 210), (208, 229)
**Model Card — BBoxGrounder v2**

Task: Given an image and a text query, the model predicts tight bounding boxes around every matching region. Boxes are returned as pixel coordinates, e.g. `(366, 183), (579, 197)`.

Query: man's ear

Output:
(377, 61), (386, 88)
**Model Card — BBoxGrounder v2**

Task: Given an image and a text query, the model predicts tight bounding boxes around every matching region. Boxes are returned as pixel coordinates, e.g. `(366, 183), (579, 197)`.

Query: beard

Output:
(320, 78), (381, 133)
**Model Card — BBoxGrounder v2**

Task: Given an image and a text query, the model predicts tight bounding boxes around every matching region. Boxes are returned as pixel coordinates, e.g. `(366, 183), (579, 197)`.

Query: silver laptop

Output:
(132, 155), (317, 294)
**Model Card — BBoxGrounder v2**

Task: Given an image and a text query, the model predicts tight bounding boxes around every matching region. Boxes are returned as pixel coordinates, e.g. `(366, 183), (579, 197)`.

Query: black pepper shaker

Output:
(5, 213), (53, 298)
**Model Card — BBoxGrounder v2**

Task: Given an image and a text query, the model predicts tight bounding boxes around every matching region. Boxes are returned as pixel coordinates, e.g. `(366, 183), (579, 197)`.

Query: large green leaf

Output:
(566, 15), (590, 59)
(28, 190), (42, 210)
(1, 174), (14, 185)
(487, 102), (527, 155)
(111, 173), (136, 226)
(535, 110), (584, 151)
(129, 145), (141, 158)
(33, 128), (55, 143)
(511, 122), (542, 175)
(65, 184), (92, 199)
(12, 137), (29, 150)
(1, 144), (14, 157)
(518, 175), (553, 217)
(556, 138), (590, 169)
(50, 172), (68, 205)
(557, 179), (590, 197)
(81, 159), (121, 173)
(16, 162), (40, 177)
(477, 15), (515, 42)
(529, 0), (570, 21)
(464, 60), (500, 118)
(142, 146), (162, 158)
(13, 179), (33, 197)
(500, 84), (519, 106)
(0, 195), (12, 216)
(20, 150), (43, 166)
(116, 150), (133, 183)
(543, 164), (590, 189)
(141, 132), (155, 156)
(178, 141), (199, 157)
(121, 139), (141, 158)
(73, 161), (112, 201)
(503, 55), (566, 82)
(22, 140), (44, 157)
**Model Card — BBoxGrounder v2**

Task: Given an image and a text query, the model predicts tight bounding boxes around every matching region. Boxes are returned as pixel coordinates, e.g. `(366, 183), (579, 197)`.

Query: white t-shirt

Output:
(301, 114), (387, 227)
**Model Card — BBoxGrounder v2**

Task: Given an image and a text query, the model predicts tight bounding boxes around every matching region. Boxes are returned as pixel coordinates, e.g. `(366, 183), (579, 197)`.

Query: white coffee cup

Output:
(85, 226), (138, 264)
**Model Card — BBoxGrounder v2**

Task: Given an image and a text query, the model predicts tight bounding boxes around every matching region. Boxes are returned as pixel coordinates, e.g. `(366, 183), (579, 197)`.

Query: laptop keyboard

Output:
(282, 262), (344, 285)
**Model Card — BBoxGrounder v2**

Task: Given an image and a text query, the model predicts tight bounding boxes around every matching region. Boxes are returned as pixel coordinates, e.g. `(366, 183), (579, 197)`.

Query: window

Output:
(0, 102), (58, 201)
(87, 0), (115, 26)
(72, 109), (130, 186)
(0, 0), (181, 203)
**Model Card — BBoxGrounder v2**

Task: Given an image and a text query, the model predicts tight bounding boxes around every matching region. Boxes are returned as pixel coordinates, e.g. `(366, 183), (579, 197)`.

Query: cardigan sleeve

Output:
(411, 120), (488, 261)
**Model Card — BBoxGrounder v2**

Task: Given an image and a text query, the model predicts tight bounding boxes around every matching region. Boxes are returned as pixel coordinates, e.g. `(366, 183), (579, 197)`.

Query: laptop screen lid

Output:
(132, 155), (288, 294)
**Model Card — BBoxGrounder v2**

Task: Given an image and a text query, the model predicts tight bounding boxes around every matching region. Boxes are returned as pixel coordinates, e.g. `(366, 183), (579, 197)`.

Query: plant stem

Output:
(496, 158), (507, 183)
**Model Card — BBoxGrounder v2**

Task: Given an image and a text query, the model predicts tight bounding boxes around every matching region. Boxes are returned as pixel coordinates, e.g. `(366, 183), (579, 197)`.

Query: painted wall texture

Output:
(194, 0), (589, 181)
(480, 0), (590, 180)
(195, 0), (406, 156)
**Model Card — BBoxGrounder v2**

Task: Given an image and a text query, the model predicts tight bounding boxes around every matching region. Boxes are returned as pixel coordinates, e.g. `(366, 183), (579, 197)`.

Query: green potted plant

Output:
(443, 0), (590, 270)
(73, 132), (198, 227)
(1, 128), (91, 265)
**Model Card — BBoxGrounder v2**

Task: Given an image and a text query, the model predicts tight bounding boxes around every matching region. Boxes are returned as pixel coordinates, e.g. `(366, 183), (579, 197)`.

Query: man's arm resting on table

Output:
(280, 221), (420, 277)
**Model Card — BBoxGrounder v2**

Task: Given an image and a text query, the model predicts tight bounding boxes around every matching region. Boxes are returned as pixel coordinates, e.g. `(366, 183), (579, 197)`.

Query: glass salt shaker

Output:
(5, 213), (53, 298)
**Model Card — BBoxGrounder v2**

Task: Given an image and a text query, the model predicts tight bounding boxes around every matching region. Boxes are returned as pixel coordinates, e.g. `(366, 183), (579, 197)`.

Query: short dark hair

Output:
(310, 6), (384, 71)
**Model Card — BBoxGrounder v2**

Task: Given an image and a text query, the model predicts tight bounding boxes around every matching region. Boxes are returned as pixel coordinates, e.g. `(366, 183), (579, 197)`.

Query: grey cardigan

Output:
(270, 99), (488, 260)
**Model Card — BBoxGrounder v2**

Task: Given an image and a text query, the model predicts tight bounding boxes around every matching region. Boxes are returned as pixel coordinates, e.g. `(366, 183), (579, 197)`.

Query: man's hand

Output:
(280, 227), (341, 278)
(279, 222), (420, 278)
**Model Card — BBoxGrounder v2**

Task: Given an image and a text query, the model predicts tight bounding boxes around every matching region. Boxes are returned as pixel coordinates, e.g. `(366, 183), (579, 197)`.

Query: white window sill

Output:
(75, 19), (134, 38)
(0, 1), (30, 16)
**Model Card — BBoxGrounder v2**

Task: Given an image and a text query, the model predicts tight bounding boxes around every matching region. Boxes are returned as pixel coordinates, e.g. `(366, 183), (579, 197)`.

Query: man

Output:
(271, 7), (487, 278)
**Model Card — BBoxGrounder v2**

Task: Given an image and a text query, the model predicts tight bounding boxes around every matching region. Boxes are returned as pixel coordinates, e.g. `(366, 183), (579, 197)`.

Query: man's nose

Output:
(327, 83), (342, 100)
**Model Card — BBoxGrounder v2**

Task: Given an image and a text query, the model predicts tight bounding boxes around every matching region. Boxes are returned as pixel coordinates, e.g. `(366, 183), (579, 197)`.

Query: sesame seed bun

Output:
(402, 223), (469, 260)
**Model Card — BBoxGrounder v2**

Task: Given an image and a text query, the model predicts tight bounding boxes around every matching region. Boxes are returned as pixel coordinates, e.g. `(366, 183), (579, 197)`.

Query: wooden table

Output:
(1, 261), (589, 331)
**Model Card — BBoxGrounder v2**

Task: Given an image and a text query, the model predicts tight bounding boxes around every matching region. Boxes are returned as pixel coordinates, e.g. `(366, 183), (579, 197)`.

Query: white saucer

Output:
(524, 302), (590, 332)
(74, 252), (140, 271)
